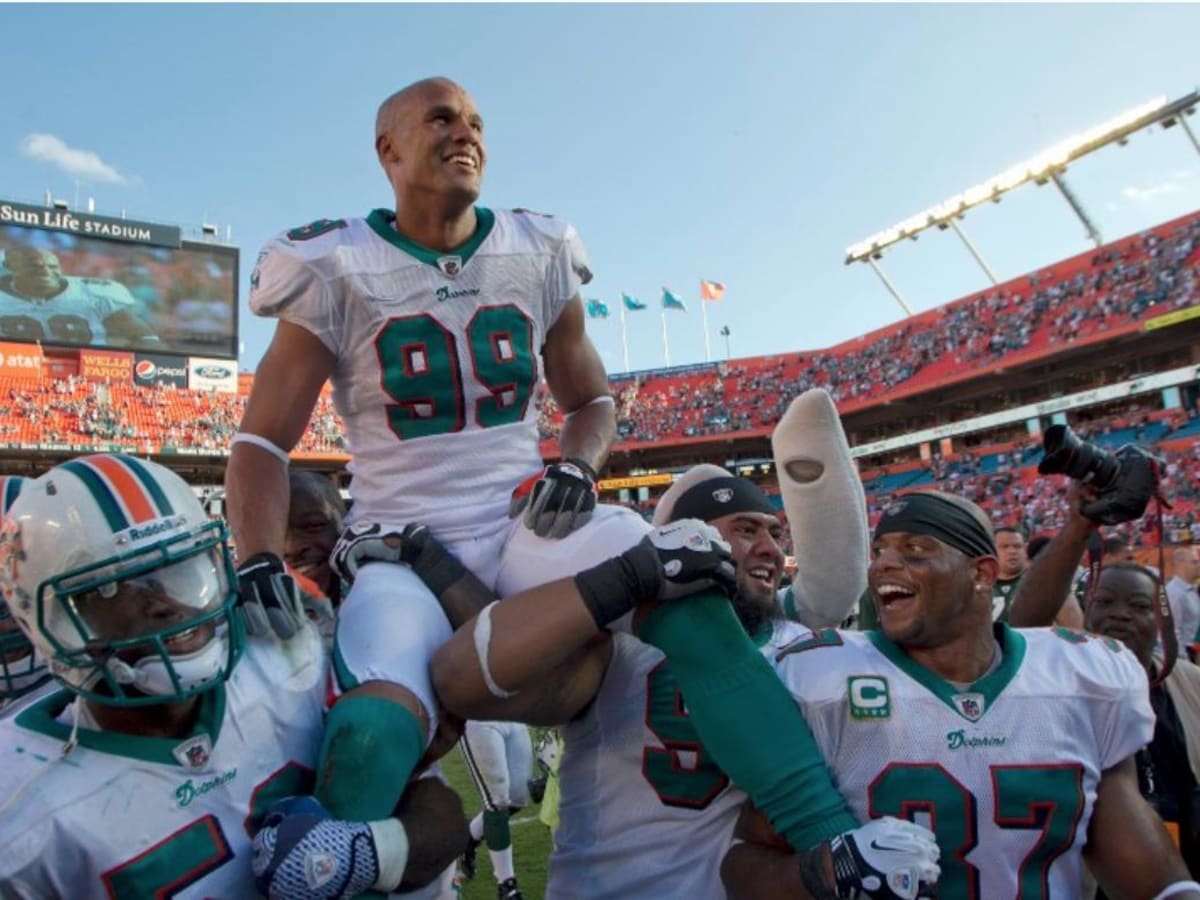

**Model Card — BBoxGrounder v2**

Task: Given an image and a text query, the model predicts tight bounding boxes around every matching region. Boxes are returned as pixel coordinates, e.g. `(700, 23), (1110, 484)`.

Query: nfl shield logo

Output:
(306, 853), (339, 889)
(712, 488), (734, 503)
(172, 734), (213, 769)
(437, 255), (462, 278)
(952, 693), (985, 721)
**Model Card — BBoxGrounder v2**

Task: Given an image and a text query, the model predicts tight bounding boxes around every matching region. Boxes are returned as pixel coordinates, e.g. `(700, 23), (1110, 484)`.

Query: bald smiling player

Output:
(234, 76), (656, 898)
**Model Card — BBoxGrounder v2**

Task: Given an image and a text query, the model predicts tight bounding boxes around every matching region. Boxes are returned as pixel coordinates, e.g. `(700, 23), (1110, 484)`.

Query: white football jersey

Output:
(547, 620), (810, 900)
(0, 275), (137, 346)
(775, 625), (1154, 900)
(0, 628), (327, 899)
(249, 208), (591, 541)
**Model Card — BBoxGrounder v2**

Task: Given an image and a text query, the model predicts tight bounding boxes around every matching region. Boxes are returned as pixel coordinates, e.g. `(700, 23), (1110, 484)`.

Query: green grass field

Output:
(440, 733), (554, 900)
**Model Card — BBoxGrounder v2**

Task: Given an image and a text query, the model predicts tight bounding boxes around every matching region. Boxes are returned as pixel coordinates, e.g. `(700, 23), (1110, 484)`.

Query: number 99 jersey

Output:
(774, 624), (1154, 900)
(249, 208), (592, 542)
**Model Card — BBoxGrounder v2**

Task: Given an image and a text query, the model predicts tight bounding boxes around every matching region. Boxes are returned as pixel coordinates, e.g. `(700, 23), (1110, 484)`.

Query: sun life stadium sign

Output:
(0, 199), (181, 248)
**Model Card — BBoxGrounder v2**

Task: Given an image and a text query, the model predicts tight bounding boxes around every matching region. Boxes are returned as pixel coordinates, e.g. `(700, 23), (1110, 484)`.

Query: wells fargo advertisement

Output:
(80, 349), (134, 381)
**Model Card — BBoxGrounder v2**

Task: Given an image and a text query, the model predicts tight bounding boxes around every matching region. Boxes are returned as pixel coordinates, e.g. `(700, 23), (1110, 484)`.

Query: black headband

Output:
(670, 476), (777, 524)
(874, 493), (997, 559)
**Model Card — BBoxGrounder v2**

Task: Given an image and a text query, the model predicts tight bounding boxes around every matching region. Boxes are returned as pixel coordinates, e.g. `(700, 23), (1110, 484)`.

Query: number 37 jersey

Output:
(249, 208), (592, 540)
(775, 625), (1154, 900)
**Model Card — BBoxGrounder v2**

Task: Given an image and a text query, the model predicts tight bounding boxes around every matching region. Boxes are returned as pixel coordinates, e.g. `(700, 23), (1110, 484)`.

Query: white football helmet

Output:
(0, 474), (51, 702)
(0, 454), (243, 706)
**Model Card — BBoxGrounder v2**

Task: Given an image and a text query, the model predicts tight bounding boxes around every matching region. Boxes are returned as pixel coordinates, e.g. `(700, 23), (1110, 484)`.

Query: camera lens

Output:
(1037, 424), (1121, 490)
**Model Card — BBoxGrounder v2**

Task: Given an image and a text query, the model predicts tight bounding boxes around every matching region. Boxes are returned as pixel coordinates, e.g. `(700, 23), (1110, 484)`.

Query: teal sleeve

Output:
(637, 593), (858, 850)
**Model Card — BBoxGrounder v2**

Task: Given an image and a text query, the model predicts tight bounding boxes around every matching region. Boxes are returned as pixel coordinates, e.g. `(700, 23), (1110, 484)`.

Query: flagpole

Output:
(622, 299), (631, 373)
(700, 296), (712, 363)
(661, 306), (671, 367)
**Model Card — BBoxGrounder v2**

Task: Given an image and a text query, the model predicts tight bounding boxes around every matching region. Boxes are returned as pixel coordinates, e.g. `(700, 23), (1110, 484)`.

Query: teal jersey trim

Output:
(331, 633), (359, 692)
(366, 207), (495, 269)
(779, 587), (799, 622)
(866, 623), (1026, 722)
(15, 686), (226, 766)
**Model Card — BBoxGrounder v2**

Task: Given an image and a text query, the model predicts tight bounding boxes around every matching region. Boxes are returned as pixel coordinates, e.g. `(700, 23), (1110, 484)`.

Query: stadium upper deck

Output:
(0, 210), (1195, 489)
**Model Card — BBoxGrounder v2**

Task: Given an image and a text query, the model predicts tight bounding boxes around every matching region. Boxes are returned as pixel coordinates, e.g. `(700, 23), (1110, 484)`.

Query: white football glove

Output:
(329, 522), (425, 584)
(829, 816), (940, 900)
(252, 796), (381, 898)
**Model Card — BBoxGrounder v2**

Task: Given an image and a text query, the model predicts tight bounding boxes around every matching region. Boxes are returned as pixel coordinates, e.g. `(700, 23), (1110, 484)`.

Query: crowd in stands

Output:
(535, 211), (1200, 447)
(0, 368), (1194, 553)
(0, 376), (346, 456)
(860, 405), (1200, 546)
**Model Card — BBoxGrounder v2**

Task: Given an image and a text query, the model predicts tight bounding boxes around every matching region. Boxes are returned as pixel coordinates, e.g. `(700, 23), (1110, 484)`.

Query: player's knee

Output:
(395, 779), (470, 891)
(429, 648), (469, 715)
(336, 681), (432, 733)
(498, 503), (650, 593)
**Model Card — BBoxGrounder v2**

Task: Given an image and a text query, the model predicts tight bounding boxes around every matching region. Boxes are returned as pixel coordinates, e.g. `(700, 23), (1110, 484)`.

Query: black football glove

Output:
(236, 552), (306, 640)
(574, 519), (737, 629)
(648, 519), (737, 600)
(824, 817), (940, 899)
(329, 522), (427, 584)
(509, 459), (598, 539)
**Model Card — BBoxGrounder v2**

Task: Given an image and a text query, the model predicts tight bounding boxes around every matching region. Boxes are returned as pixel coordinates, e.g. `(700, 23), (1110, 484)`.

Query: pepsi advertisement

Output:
(133, 352), (188, 388)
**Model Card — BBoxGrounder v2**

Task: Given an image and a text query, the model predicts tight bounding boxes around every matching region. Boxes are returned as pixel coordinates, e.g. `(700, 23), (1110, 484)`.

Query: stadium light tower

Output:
(845, 89), (1200, 308)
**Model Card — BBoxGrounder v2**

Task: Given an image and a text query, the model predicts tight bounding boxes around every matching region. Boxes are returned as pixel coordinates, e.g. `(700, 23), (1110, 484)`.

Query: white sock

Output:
(368, 818), (410, 892)
(490, 845), (515, 882)
(470, 811), (485, 842)
(772, 388), (869, 627)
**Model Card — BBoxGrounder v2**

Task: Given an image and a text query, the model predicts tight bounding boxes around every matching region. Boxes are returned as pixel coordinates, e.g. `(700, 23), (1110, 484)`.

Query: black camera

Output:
(1037, 424), (1161, 525)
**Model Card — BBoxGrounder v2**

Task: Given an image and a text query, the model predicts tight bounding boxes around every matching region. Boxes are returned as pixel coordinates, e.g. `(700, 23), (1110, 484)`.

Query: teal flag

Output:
(662, 288), (687, 312)
(622, 293), (648, 311)
(586, 298), (610, 319)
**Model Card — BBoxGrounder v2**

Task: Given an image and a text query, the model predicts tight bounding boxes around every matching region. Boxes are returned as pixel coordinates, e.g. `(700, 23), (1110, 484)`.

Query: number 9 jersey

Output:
(249, 208), (592, 541)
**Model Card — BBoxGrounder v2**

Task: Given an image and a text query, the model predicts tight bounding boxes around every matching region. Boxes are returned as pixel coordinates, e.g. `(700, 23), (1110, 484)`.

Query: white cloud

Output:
(1122, 180), (1181, 202)
(19, 133), (130, 185)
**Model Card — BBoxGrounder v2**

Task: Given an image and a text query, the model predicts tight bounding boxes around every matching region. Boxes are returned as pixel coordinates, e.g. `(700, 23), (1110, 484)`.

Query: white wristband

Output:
(474, 602), (518, 699)
(1152, 881), (1200, 900)
(564, 394), (615, 420)
(368, 817), (409, 892)
(231, 432), (291, 464)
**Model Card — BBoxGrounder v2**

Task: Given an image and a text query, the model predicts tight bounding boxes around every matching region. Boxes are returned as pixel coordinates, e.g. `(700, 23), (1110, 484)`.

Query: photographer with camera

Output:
(1009, 423), (1167, 638)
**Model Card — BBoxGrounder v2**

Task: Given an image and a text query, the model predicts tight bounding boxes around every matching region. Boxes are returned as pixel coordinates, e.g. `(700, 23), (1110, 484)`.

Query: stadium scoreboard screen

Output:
(0, 198), (237, 359)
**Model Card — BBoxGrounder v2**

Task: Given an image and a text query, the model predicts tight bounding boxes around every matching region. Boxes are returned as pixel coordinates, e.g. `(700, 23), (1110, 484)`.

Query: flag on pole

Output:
(700, 280), (726, 301)
(622, 293), (648, 311)
(662, 288), (687, 312)
(585, 298), (610, 319)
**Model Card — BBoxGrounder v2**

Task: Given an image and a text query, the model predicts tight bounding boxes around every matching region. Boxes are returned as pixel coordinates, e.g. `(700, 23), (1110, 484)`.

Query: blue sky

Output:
(4, 3), (1200, 374)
